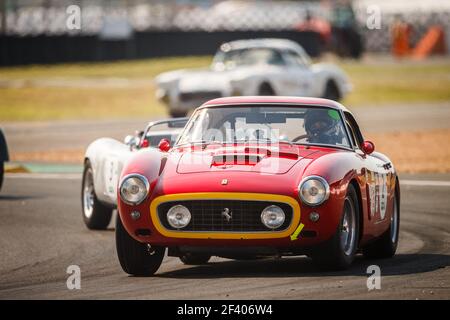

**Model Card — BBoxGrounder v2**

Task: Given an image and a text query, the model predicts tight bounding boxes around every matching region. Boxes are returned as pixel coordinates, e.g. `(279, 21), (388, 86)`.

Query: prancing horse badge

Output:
(221, 208), (232, 222)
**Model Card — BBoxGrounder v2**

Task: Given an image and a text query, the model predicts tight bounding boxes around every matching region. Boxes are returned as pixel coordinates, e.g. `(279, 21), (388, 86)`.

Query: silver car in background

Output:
(156, 38), (351, 117)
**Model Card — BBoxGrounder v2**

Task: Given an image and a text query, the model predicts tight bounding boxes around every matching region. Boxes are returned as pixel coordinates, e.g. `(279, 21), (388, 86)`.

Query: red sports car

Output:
(115, 96), (400, 275)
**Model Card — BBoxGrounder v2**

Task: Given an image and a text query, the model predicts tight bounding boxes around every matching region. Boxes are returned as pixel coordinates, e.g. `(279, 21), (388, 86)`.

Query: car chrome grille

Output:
(157, 199), (293, 232)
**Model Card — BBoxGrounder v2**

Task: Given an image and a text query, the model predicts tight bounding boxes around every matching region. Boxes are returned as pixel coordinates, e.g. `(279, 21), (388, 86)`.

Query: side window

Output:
(345, 121), (358, 148)
(344, 112), (364, 150)
(267, 50), (286, 66)
(283, 51), (305, 67)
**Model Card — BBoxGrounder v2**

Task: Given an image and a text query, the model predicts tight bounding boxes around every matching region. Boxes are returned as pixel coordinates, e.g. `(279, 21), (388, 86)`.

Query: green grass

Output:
(0, 56), (212, 121)
(0, 55), (449, 121)
(340, 61), (450, 106)
(0, 87), (168, 121)
(0, 56), (212, 79)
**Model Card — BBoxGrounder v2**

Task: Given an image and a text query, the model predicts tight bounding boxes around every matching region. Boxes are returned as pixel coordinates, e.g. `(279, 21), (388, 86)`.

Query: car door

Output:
(101, 144), (134, 203)
(344, 112), (392, 225)
(98, 131), (145, 204)
(278, 50), (315, 96)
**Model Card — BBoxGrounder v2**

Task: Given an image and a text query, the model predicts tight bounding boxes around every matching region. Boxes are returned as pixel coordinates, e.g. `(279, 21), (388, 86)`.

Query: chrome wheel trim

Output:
(340, 197), (356, 256)
(83, 168), (95, 219)
(390, 198), (399, 243)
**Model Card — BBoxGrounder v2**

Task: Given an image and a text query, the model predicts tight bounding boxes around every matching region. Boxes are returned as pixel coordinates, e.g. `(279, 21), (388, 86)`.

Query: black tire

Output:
(258, 83), (275, 96)
(311, 184), (360, 270)
(116, 215), (165, 276)
(323, 81), (341, 102)
(169, 110), (187, 118)
(362, 192), (400, 259)
(179, 253), (211, 265)
(0, 161), (4, 191)
(81, 160), (113, 230)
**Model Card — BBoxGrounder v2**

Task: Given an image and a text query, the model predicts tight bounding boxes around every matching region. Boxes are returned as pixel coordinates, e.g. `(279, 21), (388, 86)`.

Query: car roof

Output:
(220, 38), (305, 53)
(200, 96), (351, 113)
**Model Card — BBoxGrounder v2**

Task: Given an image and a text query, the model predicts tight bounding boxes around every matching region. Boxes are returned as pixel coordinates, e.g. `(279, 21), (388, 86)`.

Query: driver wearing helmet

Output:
(304, 108), (343, 145)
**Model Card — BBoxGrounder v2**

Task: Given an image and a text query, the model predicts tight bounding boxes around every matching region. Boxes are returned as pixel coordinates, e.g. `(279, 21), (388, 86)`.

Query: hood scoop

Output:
(242, 146), (299, 160)
(176, 145), (310, 174)
(212, 153), (263, 166)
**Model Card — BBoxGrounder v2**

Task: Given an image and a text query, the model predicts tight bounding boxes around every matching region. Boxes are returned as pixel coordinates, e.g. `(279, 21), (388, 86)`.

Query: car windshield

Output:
(213, 48), (286, 69)
(176, 106), (351, 149)
(141, 119), (187, 147)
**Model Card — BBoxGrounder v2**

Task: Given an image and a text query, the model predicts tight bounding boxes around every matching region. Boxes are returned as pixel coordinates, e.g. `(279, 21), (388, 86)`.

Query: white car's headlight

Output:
(167, 205), (191, 229)
(119, 174), (150, 205)
(261, 205), (285, 229)
(299, 176), (330, 206)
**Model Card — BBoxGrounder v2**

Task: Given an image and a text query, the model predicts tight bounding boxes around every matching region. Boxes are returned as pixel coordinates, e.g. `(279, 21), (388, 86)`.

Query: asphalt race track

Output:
(0, 174), (449, 299)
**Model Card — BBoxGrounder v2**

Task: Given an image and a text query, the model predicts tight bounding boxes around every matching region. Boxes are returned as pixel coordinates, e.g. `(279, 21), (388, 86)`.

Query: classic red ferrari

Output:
(115, 96), (400, 275)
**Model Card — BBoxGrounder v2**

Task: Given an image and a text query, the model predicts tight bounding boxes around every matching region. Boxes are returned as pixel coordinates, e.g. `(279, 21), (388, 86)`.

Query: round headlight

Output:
(119, 174), (150, 205)
(299, 176), (330, 206)
(167, 205), (191, 229)
(261, 205), (285, 229)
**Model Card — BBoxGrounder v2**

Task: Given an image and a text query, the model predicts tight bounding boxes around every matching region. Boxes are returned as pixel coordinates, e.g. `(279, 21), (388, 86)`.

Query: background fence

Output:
(0, 0), (449, 65)
(0, 30), (322, 66)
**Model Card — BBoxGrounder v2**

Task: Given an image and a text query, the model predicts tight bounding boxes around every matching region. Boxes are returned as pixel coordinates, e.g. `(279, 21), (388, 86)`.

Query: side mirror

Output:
(124, 135), (140, 151)
(158, 138), (171, 152)
(362, 140), (375, 155)
(140, 139), (149, 148)
(124, 135), (137, 146)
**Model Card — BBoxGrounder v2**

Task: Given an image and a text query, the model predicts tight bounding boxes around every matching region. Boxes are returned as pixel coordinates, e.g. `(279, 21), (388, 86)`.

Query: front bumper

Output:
(118, 189), (343, 249)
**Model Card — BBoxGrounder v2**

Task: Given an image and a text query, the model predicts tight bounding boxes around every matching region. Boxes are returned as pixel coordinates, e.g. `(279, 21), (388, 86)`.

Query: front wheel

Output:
(258, 83), (275, 96)
(311, 185), (360, 270)
(81, 161), (113, 230)
(323, 81), (341, 102)
(179, 253), (211, 265)
(363, 193), (400, 259)
(116, 215), (165, 276)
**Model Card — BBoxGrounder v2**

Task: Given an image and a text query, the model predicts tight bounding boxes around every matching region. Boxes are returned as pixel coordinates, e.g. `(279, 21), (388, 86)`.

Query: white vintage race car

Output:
(155, 38), (352, 117)
(81, 118), (188, 229)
